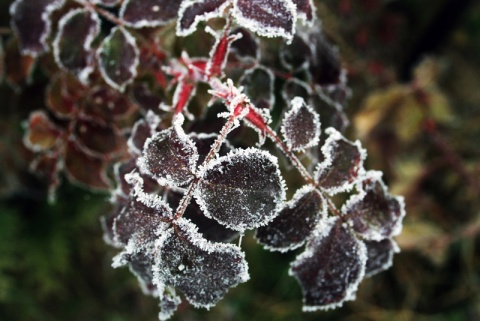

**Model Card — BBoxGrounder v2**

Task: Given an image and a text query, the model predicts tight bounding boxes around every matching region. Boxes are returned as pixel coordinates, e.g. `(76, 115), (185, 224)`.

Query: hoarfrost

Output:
(120, 0), (182, 28)
(177, 0), (229, 37)
(281, 97), (320, 151)
(364, 238), (399, 277)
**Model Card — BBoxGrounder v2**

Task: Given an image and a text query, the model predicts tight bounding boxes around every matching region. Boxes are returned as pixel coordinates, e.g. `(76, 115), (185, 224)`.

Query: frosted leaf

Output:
(138, 115), (198, 186)
(311, 93), (348, 134)
(90, 0), (121, 7)
(282, 78), (311, 103)
(281, 97), (320, 152)
(232, 0), (297, 41)
(289, 217), (367, 311)
(53, 8), (100, 83)
(113, 172), (173, 245)
(342, 171), (405, 241)
(194, 148), (285, 232)
(206, 27), (242, 78)
(292, 0), (316, 24)
(128, 110), (162, 156)
(189, 132), (232, 165)
(9, 0), (65, 56)
(314, 128), (366, 194)
(102, 194), (128, 247)
(97, 27), (139, 92)
(172, 74), (196, 115)
(229, 27), (259, 62)
(158, 287), (182, 321)
(256, 185), (325, 252)
(153, 218), (249, 308)
(64, 140), (112, 190)
(167, 191), (238, 243)
(24, 111), (62, 152)
(308, 32), (342, 86)
(73, 118), (126, 157)
(113, 159), (159, 197)
(177, 0), (229, 37)
(280, 34), (312, 71)
(114, 238), (159, 295)
(120, 0), (182, 28)
(240, 66), (275, 110)
(364, 238), (399, 277)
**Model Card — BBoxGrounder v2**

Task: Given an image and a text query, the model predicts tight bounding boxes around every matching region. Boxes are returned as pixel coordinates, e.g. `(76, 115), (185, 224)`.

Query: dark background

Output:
(1, 0), (480, 320)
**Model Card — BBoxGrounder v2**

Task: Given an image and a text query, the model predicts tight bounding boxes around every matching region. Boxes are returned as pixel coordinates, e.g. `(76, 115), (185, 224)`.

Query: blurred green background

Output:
(1, 0), (480, 320)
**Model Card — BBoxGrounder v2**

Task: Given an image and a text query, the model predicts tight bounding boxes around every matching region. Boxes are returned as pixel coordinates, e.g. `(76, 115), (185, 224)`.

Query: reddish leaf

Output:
(342, 171), (405, 241)
(97, 27), (139, 92)
(10, 0), (65, 56)
(82, 86), (136, 120)
(120, 0), (182, 28)
(314, 128), (366, 194)
(289, 217), (366, 311)
(64, 140), (111, 190)
(232, 0), (296, 41)
(256, 185), (325, 252)
(153, 218), (249, 308)
(4, 37), (35, 89)
(281, 97), (320, 151)
(195, 148), (285, 232)
(24, 111), (63, 152)
(46, 73), (83, 118)
(53, 9), (100, 83)
(177, 0), (229, 36)
(73, 118), (126, 157)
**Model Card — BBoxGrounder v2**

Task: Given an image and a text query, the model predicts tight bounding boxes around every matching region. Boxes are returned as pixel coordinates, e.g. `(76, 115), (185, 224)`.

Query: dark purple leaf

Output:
(256, 185), (325, 252)
(53, 9), (100, 83)
(342, 171), (405, 241)
(129, 82), (164, 114)
(167, 191), (238, 243)
(194, 148), (285, 232)
(240, 66), (275, 110)
(158, 288), (182, 321)
(314, 128), (365, 194)
(128, 111), (162, 156)
(364, 238), (398, 277)
(308, 32), (342, 86)
(289, 217), (366, 311)
(177, 0), (229, 36)
(281, 97), (320, 151)
(113, 159), (160, 197)
(120, 0), (182, 28)
(102, 194), (128, 247)
(97, 27), (139, 92)
(153, 218), (249, 308)
(64, 140), (111, 190)
(10, 0), (65, 56)
(229, 27), (259, 62)
(138, 115), (198, 186)
(4, 37), (35, 89)
(282, 79), (311, 103)
(232, 0), (296, 41)
(113, 172), (172, 245)
(280, 34), (312, 70)
(311, 93), (349, 134)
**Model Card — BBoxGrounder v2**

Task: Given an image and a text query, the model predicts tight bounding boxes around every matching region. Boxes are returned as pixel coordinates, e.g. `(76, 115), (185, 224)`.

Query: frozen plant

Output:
(12, 0), (405, 319)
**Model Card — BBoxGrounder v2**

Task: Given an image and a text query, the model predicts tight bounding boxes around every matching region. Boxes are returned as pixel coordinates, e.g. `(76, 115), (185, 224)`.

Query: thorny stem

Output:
(172, 112), (240, 221)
